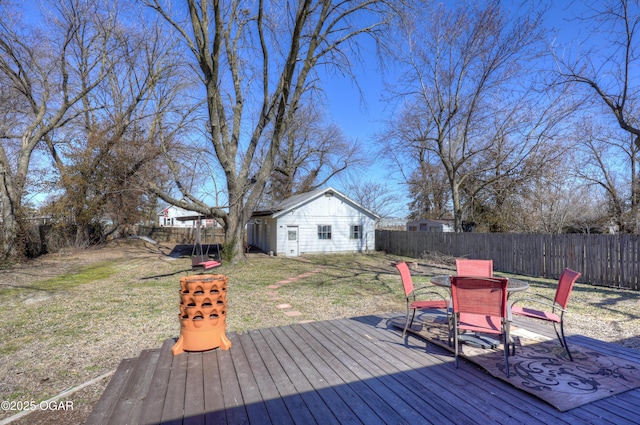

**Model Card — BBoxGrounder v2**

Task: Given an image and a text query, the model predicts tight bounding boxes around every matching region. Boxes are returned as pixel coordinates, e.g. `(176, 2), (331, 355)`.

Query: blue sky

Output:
(320, 0), (593, 217)
(323, 0), (595, 139)
(17, 1), (602, 217)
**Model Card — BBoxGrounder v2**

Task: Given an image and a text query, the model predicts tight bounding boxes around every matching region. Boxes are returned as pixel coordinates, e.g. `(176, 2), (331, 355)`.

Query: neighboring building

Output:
(247, 187), (379, 256)
(377, 217), (408, 230)
(158, 205), (218, 228)
(406, 219), (455, 232)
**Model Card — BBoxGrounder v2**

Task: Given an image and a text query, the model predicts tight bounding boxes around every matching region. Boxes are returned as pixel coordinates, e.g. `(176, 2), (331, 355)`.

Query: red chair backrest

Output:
(554, 268), (581, 308)
(455, 259), (493, 277)
(450, 276), (508, 317)
(395, 262), (414, 296)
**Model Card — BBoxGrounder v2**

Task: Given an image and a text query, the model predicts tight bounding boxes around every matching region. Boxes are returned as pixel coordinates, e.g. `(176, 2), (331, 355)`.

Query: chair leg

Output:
(553, 322), (564, 347)
(504, 345), (510, 378)
(558, 321), (573, 361)
(446, 310), (453, 347)
(403, 307), (416, 337)
(454, 319), (459, 368)
(504, 321), (510, 377)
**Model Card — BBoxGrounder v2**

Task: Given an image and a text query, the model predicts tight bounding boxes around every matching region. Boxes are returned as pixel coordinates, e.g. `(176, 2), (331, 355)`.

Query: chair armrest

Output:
(510, 296), (564, 313)
(413, 287), (449, 301)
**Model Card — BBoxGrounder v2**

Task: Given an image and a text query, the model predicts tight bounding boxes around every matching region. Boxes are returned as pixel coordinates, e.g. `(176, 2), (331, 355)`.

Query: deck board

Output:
(259, 326), (343, 425)
(229, 333), (271, 425)
(137, 339), (173, 425)
(201, 350), (226, 425)
(88, 312), (640, 425)
(282, 324), (390, 425)
(87, 358), (137, 424)
(184, 353), (205, 425)
(273, 325), (373, 425)
(309, 319), (459, 424)
(291, 323), (417, 424)
(107, 349), (160, 425)
(236, 332), (296, 425)
(217, 339), (250, 425)
(312, 320), (435, 424)
(245, 329), (317, 425)
(162, 348), (188, 425)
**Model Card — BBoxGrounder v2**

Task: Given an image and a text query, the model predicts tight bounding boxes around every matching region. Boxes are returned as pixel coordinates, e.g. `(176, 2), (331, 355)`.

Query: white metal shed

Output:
(247, 187), (379, 256)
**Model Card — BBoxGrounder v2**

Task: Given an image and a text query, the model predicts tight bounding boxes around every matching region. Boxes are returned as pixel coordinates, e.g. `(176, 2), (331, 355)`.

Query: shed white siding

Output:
(247, 188), (377, 256)
(247, 217), (277, 254)
(273, 193), (375, 255)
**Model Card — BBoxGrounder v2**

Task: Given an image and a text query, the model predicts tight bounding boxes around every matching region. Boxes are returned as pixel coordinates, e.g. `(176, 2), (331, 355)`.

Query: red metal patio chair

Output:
(395, 262), (449, 338)
(510, 268), (581, 361)
(455, 259), (494, 277)
(450, 276), (511, 377)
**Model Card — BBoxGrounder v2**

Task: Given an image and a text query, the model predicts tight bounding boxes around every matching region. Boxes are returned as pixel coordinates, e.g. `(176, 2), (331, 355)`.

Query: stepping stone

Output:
(284, 311), (302, 317)
(276, 304), (292, 309)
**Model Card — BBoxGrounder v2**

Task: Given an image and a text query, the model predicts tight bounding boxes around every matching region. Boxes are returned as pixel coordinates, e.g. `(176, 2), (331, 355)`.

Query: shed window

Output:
(350, 225), (362, 239)
(317, 225), (332, 240)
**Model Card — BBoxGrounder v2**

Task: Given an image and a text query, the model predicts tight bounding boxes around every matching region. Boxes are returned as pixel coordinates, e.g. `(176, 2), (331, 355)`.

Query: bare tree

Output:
(518, 171), (608, 234)
(144, 0), (389, 260)
(571, 119), (638, 231)
(42, 6), (189, 246)
(0, 0), (115, 259)
(458, 120), (570, 232)
(267, 103), (365, 202)
(407, 158), (450, 221)
(551, 0), (640, 232)
(341, 177), (403, 218)
(381, 0), (566, 232)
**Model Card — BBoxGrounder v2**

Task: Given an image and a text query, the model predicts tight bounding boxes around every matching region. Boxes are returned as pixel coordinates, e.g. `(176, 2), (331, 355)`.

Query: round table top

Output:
(430, 274), (529, 292)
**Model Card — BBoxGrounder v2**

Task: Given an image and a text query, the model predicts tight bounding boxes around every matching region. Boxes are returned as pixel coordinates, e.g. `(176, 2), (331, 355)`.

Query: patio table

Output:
(429, 275), (529, 293)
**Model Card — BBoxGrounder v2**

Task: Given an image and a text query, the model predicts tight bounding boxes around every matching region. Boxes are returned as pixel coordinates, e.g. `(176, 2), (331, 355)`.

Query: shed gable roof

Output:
(252, 187), (379, 220)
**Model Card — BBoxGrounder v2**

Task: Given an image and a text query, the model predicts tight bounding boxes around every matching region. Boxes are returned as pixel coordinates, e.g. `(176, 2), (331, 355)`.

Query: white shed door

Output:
(286, 226), (299, 257)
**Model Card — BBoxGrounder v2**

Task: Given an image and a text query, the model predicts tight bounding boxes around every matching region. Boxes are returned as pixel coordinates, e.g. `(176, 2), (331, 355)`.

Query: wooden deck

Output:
(86, 312), (640, 425)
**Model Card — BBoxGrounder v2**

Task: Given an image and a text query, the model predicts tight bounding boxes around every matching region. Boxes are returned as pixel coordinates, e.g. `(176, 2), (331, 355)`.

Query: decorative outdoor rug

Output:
(390, 312), (640, 412)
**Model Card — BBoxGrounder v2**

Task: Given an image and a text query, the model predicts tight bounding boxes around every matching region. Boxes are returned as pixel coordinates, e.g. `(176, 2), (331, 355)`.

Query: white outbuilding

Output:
(158, 205), (219, 228)
(247, 187), (379, 256)
(406, 218), (455, 232)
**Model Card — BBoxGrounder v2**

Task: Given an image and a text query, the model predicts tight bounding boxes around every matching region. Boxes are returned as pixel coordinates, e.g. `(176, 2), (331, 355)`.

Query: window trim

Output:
(317, 224), (332, 240)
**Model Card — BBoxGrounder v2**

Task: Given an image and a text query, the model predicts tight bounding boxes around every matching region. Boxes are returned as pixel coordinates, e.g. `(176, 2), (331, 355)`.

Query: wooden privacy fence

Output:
(375, 230), (640, 290)
(135, 225), (225, 244)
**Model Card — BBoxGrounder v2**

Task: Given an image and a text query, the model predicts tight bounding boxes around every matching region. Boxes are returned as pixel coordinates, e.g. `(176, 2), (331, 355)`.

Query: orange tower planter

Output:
(171, 274), (232, 355)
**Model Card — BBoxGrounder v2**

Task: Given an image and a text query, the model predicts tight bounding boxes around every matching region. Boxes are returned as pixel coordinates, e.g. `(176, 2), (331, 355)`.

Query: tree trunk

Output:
(451, 183), (463, 233)
(1, 206), (18, 260)
(223, 215), (244, 262)
(0, 169), (26, 260)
